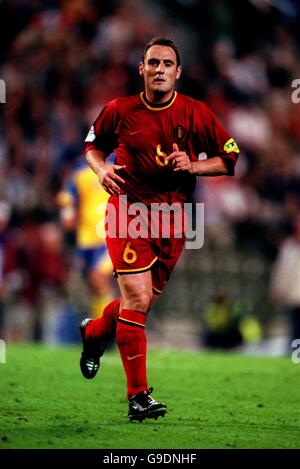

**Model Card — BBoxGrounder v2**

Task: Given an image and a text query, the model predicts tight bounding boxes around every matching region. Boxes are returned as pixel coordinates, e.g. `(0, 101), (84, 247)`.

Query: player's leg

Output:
(116, 271), (166, 421)
(79, 247), (120, 379)
(124, 237), (185, 418)
(79, 246), (118, 377)
(116, 270), (152, 398)
(79, 296), (121, 380)
(80, 263), (155, 380)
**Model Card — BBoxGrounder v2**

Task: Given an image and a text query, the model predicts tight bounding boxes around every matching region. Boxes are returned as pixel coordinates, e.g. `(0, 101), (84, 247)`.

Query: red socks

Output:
(85, 298), (121, 339)
(116, 309), (148, 399)
(85, 302), (148, 400)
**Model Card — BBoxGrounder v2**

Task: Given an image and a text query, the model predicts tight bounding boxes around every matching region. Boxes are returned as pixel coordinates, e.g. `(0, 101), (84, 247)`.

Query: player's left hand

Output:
(167, 143), (193, 173)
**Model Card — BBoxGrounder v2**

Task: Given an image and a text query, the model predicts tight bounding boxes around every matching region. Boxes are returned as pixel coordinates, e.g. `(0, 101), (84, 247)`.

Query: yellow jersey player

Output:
(57, 158), (115, 320)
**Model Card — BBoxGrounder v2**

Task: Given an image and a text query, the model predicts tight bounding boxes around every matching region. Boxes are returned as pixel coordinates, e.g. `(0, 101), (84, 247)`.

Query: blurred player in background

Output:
(57, 157), (115, 322)
(79, 37), (239, 421)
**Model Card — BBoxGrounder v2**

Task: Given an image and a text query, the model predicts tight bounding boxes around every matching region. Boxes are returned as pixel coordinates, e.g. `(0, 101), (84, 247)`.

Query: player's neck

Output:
(144, 89), (175, 105)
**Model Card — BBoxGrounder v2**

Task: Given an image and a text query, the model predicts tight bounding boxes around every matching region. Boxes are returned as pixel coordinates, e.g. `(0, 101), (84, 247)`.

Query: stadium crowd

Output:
(0, 0), (300, 345)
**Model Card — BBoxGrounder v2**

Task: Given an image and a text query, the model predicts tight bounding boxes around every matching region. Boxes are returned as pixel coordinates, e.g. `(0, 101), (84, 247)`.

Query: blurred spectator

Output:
(20, 220), (69, 342)
(202, 291), (244, 349)
(0, 200), (14, 337)
(202, 290), (262, 350)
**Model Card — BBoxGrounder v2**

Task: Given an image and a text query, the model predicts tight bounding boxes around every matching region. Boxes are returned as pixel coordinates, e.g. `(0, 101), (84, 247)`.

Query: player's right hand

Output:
(98, 164), (126, 195)
(167, 143), (193, 173)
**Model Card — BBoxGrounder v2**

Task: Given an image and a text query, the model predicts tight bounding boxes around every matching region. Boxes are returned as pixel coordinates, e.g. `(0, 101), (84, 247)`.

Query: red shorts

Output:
(105, 195), (185, 294)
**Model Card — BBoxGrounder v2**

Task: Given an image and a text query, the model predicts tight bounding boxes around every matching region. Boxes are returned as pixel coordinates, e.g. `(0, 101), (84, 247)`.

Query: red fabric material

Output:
(84, 93), (239, 204)
(119, 308), (147, 327)
(106, 195), (185, 292)
(116, 309), (148, 399)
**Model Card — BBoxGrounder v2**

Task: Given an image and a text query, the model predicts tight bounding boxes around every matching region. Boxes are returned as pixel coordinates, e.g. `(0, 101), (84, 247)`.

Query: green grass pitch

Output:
(1, 344), (300, 449)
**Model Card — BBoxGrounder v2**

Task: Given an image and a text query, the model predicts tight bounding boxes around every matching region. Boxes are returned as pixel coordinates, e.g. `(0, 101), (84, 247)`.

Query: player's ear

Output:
(176, 66), (182, 80)
(139, 62), (144, 76)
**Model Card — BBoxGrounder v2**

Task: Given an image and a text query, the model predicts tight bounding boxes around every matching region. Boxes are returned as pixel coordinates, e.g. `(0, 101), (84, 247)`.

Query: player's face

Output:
(139, 45), (182, 102)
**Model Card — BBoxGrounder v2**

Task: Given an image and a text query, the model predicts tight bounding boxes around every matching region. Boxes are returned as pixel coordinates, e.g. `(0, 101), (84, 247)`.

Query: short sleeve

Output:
(197, 102), (240, 176)
(84, 99), (119, 156)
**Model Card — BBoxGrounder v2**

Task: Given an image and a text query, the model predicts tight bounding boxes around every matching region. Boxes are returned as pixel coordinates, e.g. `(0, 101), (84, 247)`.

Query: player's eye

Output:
(148, 60), (159, 66)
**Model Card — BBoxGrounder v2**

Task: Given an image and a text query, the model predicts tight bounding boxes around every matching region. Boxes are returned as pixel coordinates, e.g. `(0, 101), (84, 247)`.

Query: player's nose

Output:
(156, 61), (165, 73)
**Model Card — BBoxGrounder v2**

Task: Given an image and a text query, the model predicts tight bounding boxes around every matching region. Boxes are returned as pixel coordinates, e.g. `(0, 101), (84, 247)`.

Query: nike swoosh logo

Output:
(127, 354), (144, 361)
(129, 131), (141, 136)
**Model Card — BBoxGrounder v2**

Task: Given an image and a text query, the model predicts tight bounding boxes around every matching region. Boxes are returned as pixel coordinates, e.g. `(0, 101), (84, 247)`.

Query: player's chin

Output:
(152, 84), (171, 95)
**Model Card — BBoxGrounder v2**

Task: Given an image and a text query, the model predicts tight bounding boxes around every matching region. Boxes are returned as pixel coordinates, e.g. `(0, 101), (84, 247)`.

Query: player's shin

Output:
(116, 309), (148, 399)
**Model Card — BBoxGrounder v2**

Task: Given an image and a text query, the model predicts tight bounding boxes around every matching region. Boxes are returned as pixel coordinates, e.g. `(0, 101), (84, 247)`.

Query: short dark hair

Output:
(142, 37), (181, 66)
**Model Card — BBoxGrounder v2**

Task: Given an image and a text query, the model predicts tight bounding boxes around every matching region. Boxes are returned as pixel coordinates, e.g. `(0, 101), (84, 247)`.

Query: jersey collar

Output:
(140, 91), (177, 111)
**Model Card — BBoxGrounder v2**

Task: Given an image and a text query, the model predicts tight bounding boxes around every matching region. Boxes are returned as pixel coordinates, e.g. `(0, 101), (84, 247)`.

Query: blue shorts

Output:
(76, 245), (112, 275)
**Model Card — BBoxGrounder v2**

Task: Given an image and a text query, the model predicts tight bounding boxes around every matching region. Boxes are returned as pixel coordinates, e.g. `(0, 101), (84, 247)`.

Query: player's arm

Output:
(84, 100), (125, 195)
(85, 149), (125, 195)
(190, 156), (229, 176)
(167, 144), (229, 176)
(168, 102), (239, 177)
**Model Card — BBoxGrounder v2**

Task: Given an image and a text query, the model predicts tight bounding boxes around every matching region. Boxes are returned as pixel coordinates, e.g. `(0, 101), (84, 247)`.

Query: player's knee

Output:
(124, 291), (153, 313)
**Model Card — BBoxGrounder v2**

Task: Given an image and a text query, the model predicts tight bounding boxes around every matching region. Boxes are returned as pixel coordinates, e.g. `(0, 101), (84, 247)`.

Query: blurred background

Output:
(1, 0), (300, 355)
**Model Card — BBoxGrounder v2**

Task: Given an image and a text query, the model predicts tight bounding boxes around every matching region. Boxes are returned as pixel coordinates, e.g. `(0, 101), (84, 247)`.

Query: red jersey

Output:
(84, 92), (239, 205)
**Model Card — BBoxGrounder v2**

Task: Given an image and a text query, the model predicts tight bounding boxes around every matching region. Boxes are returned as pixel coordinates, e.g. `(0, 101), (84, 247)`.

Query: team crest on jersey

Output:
(173, 125), (186, 150)
(224, 138), (239, 154)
